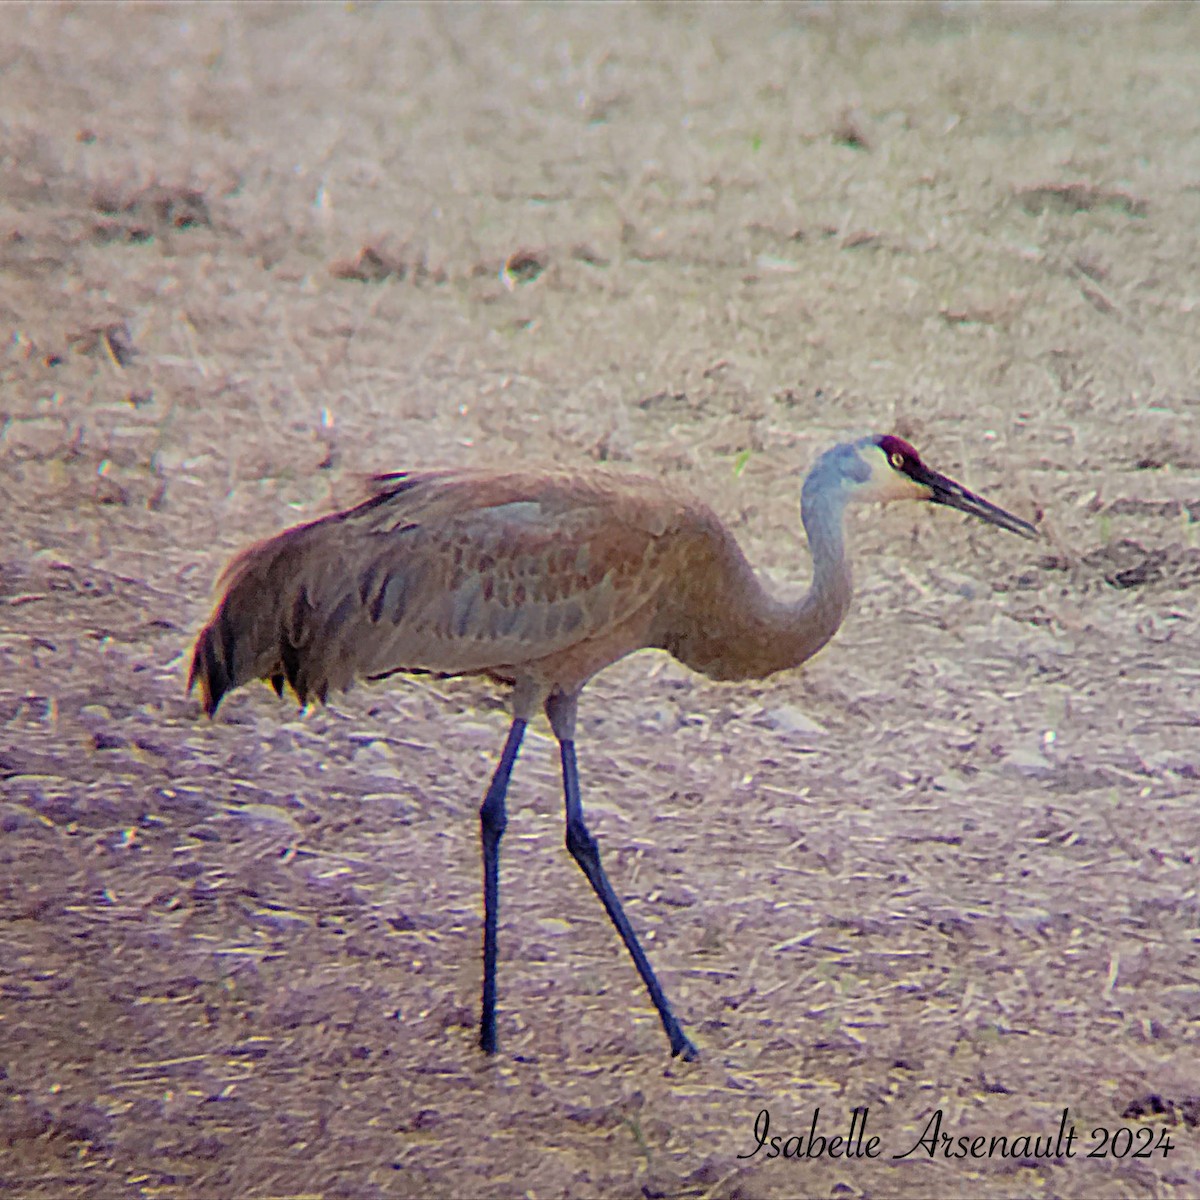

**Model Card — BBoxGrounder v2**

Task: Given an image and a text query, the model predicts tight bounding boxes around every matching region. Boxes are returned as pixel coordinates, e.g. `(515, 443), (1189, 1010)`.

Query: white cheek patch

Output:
(864, 447), (932, 502)
(887, 474), (934, 502)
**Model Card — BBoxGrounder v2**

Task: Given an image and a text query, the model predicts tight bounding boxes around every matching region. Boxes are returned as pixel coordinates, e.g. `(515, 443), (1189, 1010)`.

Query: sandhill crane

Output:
(190, 434), (1036, 1061)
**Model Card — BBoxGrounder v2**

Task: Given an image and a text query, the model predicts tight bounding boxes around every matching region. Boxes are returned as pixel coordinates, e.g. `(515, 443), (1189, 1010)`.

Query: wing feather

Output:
(191, 468), (702, 711)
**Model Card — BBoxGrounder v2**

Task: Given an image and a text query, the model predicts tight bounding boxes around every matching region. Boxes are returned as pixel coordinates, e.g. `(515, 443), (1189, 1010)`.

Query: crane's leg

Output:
(479, 717), (526, 1055)
(547, 694), (698, 1061)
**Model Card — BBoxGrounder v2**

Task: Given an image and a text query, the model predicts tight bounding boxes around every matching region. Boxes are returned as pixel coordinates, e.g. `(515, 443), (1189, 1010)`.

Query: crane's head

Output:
(823, 434), (1037, 538)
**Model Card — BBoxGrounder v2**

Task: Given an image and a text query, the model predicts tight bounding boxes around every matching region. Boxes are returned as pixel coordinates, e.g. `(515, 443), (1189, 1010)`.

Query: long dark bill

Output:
(916, 467), (1038, 539)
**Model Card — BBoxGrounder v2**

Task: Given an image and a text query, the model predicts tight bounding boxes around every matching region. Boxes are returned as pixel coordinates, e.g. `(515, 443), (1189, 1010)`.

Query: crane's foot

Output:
(670, 1028), (699, 1062)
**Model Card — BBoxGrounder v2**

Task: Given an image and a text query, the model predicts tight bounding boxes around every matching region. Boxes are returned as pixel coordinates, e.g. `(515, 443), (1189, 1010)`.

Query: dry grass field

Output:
(2, 4), (1199, 1197)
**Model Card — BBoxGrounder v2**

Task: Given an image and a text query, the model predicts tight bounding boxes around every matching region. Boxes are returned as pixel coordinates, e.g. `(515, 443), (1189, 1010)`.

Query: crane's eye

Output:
(889, 451), (906, 470)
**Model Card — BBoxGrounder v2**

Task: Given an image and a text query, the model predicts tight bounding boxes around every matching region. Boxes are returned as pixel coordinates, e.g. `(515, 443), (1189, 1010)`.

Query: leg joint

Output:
(480, 792), (507, 839)
(565, 818), (598, 862)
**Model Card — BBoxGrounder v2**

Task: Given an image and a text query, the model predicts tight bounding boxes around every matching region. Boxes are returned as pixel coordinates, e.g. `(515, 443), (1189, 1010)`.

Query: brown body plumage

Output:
(190, 438), (1036, 1060)
(190, 466), (850, 721)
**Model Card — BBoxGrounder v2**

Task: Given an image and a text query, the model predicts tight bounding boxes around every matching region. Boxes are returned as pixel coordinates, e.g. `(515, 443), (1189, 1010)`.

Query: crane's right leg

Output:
(546, 692), (699, 1061)
(479, 717), (526, 1054)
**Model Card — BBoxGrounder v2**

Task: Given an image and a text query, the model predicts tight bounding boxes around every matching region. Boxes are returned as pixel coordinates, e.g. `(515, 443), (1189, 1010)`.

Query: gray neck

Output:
(778, 479), (854, 667)
(675, 479), (854, 682)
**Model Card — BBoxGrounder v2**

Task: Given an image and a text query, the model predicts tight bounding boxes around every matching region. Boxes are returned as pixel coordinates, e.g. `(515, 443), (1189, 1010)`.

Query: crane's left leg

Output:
(479, 717), (526, 1055)
(546, 693), (698, 1061)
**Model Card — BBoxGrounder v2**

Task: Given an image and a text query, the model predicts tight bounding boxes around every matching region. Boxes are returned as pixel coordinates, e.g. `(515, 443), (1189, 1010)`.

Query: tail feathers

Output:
(189, 524), (342, 716)
(188, 607), (253, 716)
(187, 625), (216, 714)
(190, 597), (321, 716)
(190, 482), (441, 716)
(189, 534), (297, 715)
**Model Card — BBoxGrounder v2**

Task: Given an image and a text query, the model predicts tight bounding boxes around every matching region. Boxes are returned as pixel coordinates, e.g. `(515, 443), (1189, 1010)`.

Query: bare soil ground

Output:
(2, 4), (1199, 1198)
